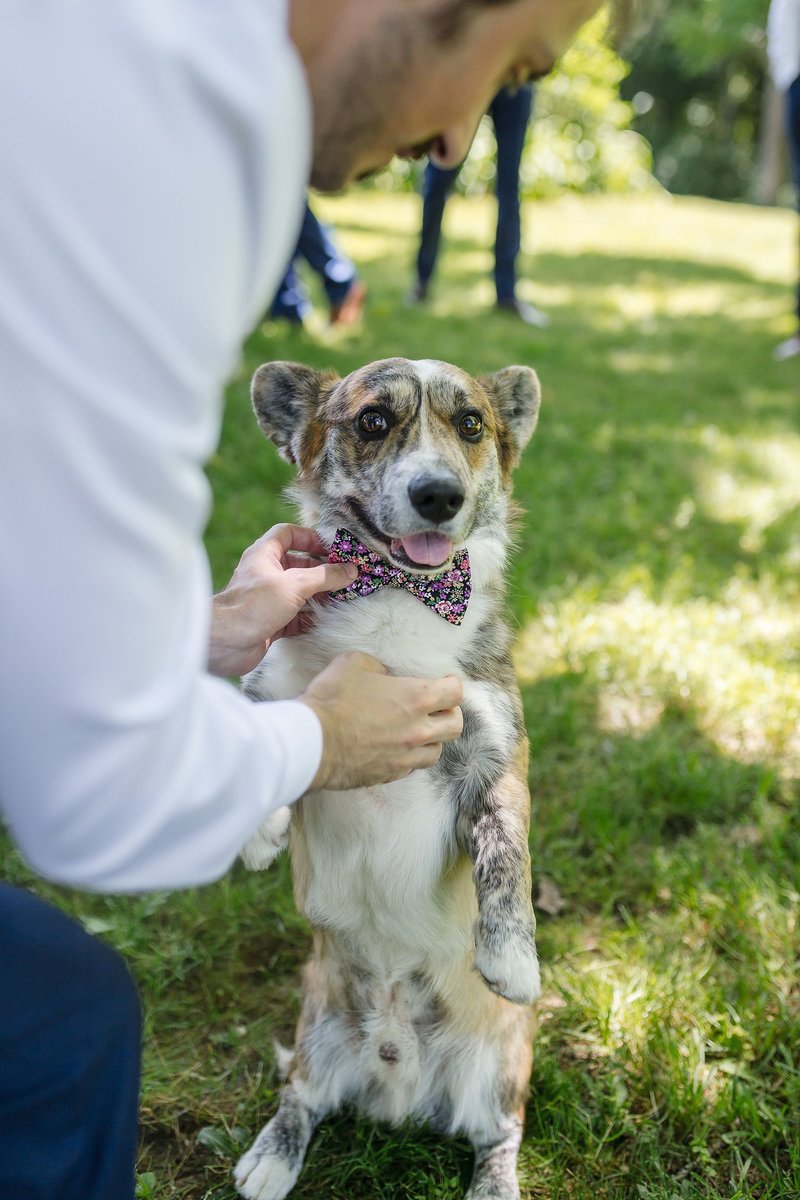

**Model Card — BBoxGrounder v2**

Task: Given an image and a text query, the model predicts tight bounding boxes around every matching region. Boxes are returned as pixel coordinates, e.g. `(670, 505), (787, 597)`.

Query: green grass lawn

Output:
(3, 192), (800, 1199)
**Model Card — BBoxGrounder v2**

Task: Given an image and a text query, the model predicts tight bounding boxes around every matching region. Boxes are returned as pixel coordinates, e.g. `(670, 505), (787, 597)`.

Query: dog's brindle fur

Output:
(235, 358), (541, 1200)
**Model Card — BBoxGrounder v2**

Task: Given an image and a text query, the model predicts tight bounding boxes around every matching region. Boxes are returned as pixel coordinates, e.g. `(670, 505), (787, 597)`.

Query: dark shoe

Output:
(496, 298), (550, 328)
(405, 280), (429, 305)
(329, 279), (367, 326)
(268, 308), (305, 326)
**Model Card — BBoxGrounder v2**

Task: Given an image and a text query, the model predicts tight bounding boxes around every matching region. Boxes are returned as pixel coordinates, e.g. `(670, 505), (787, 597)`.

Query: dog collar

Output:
(327, 528), (471, 626)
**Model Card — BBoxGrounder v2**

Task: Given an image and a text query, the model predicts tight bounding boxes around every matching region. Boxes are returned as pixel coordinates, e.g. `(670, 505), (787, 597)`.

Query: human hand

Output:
(208, 524), (357, 677)
(298, 652), (464, 790)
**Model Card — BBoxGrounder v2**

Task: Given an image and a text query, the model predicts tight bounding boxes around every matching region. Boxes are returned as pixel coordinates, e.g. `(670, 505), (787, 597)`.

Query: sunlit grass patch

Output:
(517, 581), (800, 773)
(694, 430), (800, 550)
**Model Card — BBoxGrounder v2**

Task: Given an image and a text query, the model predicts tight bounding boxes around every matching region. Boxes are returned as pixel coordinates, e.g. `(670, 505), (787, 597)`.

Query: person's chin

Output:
(309, 162), (350, 194)
(311, 150), (391, 193)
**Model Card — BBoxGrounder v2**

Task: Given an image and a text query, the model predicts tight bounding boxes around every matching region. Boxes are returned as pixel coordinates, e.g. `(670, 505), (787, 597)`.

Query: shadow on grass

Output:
(514, 667), (800, 1197)
(521, 671), (797, 913)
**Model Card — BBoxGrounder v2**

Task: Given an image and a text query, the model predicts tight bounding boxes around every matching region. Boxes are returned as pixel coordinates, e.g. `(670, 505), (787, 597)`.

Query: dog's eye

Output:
(357, 408), (391, 440)
(457, 411), (483, 442)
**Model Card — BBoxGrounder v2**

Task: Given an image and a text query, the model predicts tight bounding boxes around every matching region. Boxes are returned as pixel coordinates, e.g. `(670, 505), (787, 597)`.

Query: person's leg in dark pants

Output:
(0, 884), (142, 1200)
(775, 75), (800, 359)
(491, 84), (532, 305)
(491, 85), (548, 327)
(269, 204), (364, 324)
(269, 256), (311, 323)
(293, 205), (365, 323)
(789, 76), (800, 329)
(412, 161), (460, 299)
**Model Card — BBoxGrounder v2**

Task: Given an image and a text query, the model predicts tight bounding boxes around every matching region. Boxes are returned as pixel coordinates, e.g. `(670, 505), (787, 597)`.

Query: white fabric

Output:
(0, 0), (322, 891)
(768, 0), (800, 91)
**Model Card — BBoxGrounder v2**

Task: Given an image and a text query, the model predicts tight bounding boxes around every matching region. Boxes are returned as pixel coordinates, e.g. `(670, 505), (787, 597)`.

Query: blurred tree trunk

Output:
(754, 77), (786, 204)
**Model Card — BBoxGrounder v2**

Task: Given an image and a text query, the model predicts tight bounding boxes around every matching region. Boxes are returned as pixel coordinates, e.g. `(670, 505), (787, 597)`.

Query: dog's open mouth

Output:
(347, 500), (456, 571)
(389, 533), (454, 570)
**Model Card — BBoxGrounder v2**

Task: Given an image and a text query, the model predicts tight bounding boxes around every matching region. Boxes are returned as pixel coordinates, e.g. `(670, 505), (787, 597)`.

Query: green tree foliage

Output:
(622, 0), (769, 200)
(476, 12), (653, 198)
(665, 0), (767, 72)
(370, 12), (653, 199)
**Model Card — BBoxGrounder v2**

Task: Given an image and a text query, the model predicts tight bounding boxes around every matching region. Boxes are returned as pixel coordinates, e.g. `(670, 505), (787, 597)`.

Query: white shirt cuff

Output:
(250, 697), (323, 813)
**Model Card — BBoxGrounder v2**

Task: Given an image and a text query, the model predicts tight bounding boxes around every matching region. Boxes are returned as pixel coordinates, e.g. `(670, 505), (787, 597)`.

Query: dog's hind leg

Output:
(234, 1080), (324, 1200)
(465, 1111), (523, 1200)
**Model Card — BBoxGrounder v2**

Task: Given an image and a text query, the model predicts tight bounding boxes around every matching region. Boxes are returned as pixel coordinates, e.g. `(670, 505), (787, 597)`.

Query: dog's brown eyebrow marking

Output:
(325, 362), (423, 423)
(417, 371), (496, 425)
(423, 376), (470, 407)
(363, 367), (423, 415)
(421, 379), (500, 455)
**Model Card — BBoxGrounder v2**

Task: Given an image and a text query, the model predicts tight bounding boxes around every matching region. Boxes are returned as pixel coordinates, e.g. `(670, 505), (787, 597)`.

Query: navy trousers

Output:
(0, 884), (141, 1200)
(416, 85), (533, 303)
(788, 75), (800, 320)
(270, 203), (357, 321)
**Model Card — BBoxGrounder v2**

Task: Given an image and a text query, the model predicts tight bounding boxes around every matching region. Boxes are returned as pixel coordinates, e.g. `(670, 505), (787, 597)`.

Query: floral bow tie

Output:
(327, 528), (471, 626)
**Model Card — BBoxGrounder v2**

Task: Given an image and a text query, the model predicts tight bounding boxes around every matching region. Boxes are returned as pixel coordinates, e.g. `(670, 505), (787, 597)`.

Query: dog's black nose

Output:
(408, 473), (465, 523)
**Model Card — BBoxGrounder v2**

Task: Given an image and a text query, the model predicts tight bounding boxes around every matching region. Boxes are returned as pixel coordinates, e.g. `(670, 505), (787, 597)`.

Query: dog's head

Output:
(251, 357), (540, 572)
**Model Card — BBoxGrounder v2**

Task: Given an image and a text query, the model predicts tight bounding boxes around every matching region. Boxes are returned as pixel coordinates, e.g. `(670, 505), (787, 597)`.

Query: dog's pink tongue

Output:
(397, 533), (453, 567)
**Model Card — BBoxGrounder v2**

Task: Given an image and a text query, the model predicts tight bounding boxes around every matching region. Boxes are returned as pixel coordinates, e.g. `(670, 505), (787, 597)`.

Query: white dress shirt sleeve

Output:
(768, 0), (800, 91)
(0, 0), (322, 891)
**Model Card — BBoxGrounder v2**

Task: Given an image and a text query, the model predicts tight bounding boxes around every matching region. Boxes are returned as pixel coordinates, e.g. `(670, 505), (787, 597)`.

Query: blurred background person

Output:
(768, 0), (800, 360)
(270, 201), (367, 327)
(407, 84), (550, 328)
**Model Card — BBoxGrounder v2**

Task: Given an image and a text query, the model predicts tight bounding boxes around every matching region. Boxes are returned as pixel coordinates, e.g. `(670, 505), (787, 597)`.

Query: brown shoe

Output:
(330, 279), (367, 326)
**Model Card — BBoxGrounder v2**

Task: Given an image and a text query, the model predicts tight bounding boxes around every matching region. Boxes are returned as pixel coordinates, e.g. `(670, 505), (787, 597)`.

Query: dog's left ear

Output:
(479, 365), (541, 471)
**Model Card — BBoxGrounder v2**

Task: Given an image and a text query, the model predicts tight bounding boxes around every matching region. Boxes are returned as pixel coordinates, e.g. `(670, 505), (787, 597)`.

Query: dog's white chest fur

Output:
(300, 777), (469, 967)
(245, 585), (498, 963)
(301, 583), (477, 676)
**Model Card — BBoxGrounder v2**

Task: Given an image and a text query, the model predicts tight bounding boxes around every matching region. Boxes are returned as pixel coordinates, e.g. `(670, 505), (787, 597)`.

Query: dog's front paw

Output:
(474, 924), (540, 1006)
(240, 807), (292, 871)
(235, 1146), (298, 1200)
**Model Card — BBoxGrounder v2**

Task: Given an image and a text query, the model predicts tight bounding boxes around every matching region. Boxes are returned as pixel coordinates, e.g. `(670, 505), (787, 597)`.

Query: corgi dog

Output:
(235, 357), (541, 1200)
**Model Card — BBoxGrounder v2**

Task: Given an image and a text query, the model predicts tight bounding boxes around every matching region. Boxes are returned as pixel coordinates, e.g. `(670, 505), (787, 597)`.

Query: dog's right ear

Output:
(251, 361), (339, 464)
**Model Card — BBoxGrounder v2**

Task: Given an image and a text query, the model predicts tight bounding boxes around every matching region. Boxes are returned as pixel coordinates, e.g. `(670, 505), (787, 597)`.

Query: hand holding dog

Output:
(300, 652), (464, 790)
(208, 523), (358, 677)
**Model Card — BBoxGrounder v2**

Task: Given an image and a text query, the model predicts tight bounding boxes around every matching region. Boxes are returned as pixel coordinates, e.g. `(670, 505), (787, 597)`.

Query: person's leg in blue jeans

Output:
(270, 203), (365, 324)
(294, 205), (364, 321)
(0, 884), (142, 1200)
(490, 84), (532, 304)
(269, 256), (311, 323)
(411, 161), (460, 299)
(490, 84), (548, 327)
(775, 75), (800, 359)
(789, 76), (800, 329)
